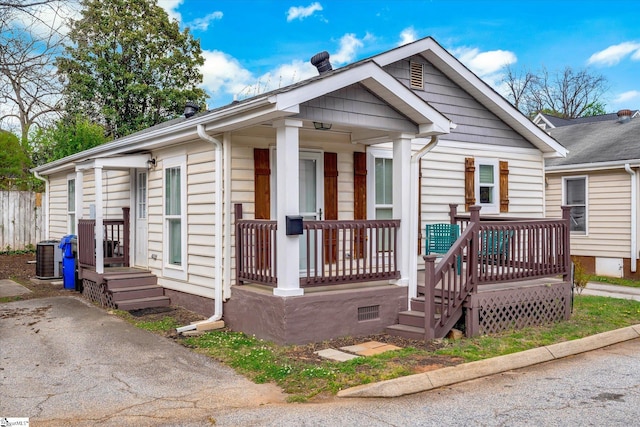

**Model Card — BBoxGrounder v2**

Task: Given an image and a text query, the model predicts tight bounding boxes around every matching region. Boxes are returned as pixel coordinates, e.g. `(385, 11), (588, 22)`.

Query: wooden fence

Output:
(0, 191), (44, 251)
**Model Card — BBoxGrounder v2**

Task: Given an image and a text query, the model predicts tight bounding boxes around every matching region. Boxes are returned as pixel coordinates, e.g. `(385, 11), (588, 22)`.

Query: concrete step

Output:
(109, 285), (165, 302)
(385, 324), (425, 341)
(116, 296), (171, 311)
(398, 310), (424, 328)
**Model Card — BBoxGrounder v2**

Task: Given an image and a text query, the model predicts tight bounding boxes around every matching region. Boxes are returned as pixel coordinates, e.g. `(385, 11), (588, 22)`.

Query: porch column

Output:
(392, 133), (414, 286)
(273, 118), (304, 296)
(75, 169), (84, 231)
(95, 166), (104, 274)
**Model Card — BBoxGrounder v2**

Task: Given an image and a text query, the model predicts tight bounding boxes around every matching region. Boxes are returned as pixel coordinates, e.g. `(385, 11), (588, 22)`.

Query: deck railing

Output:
(422, 205), (571, 339)
(235, 204), (400, 287)
(78, 207), (130, 267)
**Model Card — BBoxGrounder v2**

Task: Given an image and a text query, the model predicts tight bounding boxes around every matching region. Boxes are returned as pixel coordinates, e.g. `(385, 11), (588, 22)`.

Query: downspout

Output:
(408, 136), (440, 303)
(32, 170), (49, 239)
(625, 164), (637, 273)
(176, 124), (224, 333)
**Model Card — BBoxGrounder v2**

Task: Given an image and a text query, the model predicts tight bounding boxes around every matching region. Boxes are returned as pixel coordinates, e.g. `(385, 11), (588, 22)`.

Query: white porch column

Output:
(75, 169), (84, 228)
(392, 133), (414, 286)
(94, 166), (104, 274)
(273, 118), (304, 296)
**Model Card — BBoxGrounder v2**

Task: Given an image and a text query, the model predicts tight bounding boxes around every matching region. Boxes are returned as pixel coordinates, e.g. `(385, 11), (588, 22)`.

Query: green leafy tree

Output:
(56, 0), (206, 139)
(0, 129), (33, 189)
(30, 115), (108, 165)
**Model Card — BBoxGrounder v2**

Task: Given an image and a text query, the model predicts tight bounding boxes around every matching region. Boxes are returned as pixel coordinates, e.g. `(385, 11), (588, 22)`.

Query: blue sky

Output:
(158, 0), (640, 114)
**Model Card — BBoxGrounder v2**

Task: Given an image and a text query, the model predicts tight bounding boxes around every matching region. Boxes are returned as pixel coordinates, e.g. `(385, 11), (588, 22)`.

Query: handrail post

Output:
(449, 204), (458, 225)
(423, 255), (437, 340)
(122, 207), (130, 267)
(561, 205), (571, 282)
(234, 204), (243, 285)
(469, 206), (481, 290)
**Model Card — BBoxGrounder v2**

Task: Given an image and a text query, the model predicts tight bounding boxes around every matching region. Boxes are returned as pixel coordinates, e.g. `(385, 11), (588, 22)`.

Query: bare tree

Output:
(0, 0), (72, 145)
(502, 65), (609, 118)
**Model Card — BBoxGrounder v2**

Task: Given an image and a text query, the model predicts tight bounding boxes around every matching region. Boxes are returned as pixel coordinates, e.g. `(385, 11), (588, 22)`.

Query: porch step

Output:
(398, 310), (424, 328)
(110, 285), (165, 302)
(410, 296), (425, 312)
(104, 272), (157, 288)
(116, 296), (171, 311)
(385, 324), (426, 341)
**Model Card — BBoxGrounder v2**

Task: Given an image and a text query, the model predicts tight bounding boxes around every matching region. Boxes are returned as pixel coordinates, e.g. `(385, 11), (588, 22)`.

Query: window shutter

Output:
(324, 152), (338, 263)
(254, 148), (270, 219)
(353, 152), (367, 258)
(500, 161), (509, 213)
(465, 157), (475, 211)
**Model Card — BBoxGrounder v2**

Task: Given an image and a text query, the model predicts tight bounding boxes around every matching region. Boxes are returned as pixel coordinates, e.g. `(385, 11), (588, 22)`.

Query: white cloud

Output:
(286, 2), (323, 22)
(398, 27), (417, 46)
(200, 50), (253, 99)
(588, 42), (640, 66)
(453, 47), (517, 76)
(331, 33), (364, 65)
(188, 11), (223, 31)
(614, 90), (640, 103)
(157, 0), (184, 23)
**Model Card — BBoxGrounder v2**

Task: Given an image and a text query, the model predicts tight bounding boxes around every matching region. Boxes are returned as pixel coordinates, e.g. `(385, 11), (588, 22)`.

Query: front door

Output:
(134, 169), (148, 268)
(298, 152), (324, 272)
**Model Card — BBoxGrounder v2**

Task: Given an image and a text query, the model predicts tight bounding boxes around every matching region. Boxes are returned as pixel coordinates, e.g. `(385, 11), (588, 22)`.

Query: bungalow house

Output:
(33, 37), (571, 344)
(545, 109), (640, 278)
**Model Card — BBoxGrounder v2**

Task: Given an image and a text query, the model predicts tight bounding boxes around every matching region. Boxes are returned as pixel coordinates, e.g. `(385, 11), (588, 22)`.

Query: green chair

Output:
(479, 229), (512, 266)
(425, 224), (460, 256)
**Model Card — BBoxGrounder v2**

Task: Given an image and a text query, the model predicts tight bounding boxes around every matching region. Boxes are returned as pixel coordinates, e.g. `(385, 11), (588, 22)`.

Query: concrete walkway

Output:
(581, 281), (640, 301)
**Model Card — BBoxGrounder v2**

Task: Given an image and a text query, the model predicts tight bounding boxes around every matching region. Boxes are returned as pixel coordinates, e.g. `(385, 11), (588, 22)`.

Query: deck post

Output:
(423, 255), (437, 340)
(469, 206), (481, 290)
(561, 205), (571, 282)
(449, 204), (458, 225)
(234, 204), (243, 285)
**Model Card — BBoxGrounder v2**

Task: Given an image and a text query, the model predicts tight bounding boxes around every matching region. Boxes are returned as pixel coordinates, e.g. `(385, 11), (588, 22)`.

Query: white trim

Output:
(162, 155), (188, 281)
(562, 175), (588, 236)
(547, 160), (640, 173)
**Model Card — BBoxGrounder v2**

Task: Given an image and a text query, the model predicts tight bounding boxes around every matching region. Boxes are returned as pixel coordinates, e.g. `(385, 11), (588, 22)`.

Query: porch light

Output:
(313, 122), (332, 131)
(147, 158), (156, 169)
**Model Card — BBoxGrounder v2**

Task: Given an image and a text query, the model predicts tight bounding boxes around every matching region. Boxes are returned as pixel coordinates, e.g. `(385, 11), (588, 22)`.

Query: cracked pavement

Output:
(0, 296), (284, 426)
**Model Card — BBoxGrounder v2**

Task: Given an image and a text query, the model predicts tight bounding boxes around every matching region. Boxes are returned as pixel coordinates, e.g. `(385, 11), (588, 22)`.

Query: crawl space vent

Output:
(410, 62), (424, 89)
(358, 305), (380, 321)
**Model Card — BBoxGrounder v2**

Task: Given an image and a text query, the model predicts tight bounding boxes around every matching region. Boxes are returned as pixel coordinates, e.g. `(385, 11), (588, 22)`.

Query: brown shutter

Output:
(253, 148), (271, 270)
(324, 152), (338, 263)
(353, 152), (367, 258)
(254, 148), (270, 219)
(465, 157), (475, 211)
(499, 160), (509, 213)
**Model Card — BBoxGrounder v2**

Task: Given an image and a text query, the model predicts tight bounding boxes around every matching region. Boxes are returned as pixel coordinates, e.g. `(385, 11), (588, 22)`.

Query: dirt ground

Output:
(0, 252), (460, 371)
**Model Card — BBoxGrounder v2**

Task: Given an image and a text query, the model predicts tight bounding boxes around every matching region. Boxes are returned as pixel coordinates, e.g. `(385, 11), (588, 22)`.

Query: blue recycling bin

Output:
(59, 235), (77, 290)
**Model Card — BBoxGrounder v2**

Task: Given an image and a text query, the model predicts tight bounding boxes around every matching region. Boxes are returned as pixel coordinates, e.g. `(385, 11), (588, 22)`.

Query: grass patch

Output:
(147, 295), (640, 401)
(590, 275), (640, 288)
(134, 316), (180, 332)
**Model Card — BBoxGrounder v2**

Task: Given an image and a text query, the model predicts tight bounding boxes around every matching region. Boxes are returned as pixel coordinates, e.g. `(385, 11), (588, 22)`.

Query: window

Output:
(163, 156), (187, 280)
(475, 158), (499, 214)
(368, 149), (394, 252)
(67, 177), (75, 234)
(564, 176), (587, 233)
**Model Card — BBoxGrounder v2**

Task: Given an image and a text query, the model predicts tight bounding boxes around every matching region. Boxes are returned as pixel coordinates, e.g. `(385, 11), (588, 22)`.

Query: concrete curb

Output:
(337, 325), (640, 398)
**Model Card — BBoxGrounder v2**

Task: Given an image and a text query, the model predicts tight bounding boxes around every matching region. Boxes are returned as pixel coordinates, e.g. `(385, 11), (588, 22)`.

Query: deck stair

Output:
(386, 294), (464, 340)
(103, 271), (170, 311)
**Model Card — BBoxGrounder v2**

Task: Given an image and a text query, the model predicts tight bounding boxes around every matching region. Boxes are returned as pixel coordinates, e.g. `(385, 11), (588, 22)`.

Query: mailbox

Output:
(286, 215), (303, 235)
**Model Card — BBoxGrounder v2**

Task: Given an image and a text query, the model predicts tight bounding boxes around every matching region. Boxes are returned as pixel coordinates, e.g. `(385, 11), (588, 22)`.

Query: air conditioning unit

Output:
(36, 240), (62, 279)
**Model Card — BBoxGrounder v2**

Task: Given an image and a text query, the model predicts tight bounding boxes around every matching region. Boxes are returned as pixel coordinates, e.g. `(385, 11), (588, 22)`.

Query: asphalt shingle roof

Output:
(546, 117), (640, 167)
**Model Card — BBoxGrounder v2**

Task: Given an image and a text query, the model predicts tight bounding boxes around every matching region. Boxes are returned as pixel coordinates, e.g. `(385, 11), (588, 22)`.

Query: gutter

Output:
(176, 124), (225, 333)
(408, 135), (439, 302)
(625, 164), (637, 273)
(32, 170), (49, 239)
(546, 159), (640, 173)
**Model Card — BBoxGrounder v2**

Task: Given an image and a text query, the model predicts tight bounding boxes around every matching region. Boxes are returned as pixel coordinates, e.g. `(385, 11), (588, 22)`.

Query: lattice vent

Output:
(81, 279), (115, 309)
(358, 305), (380, 321)
(410, 62), (424, 89)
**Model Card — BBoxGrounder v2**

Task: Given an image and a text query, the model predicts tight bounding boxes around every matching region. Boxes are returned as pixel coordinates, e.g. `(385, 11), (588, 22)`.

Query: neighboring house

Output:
(545, 109), (640, 278)
(533, 110), (640, 130)
(33, 37), (570, 344)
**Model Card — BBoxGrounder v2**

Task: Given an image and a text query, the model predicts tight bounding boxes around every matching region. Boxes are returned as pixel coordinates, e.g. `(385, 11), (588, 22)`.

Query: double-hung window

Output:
(368, 149), (394, 252)
(163, 156), (187, 280)
(563, 176), (587, 233)
(475, 158), (499, 214)
(67, 177), (76, 234)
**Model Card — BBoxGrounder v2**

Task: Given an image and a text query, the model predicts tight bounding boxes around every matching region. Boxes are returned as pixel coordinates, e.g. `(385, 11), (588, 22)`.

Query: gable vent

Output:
(410, 62), (424, 89)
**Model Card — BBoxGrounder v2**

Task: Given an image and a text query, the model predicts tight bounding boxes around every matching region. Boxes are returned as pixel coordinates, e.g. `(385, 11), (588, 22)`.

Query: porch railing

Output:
(422, 204), (571, 339)
(78, 207), (130, 268)
(235, 204), (400, 287)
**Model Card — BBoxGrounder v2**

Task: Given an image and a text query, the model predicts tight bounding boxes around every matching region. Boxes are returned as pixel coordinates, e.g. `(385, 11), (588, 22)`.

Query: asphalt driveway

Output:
(0, 295), (284, 426)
